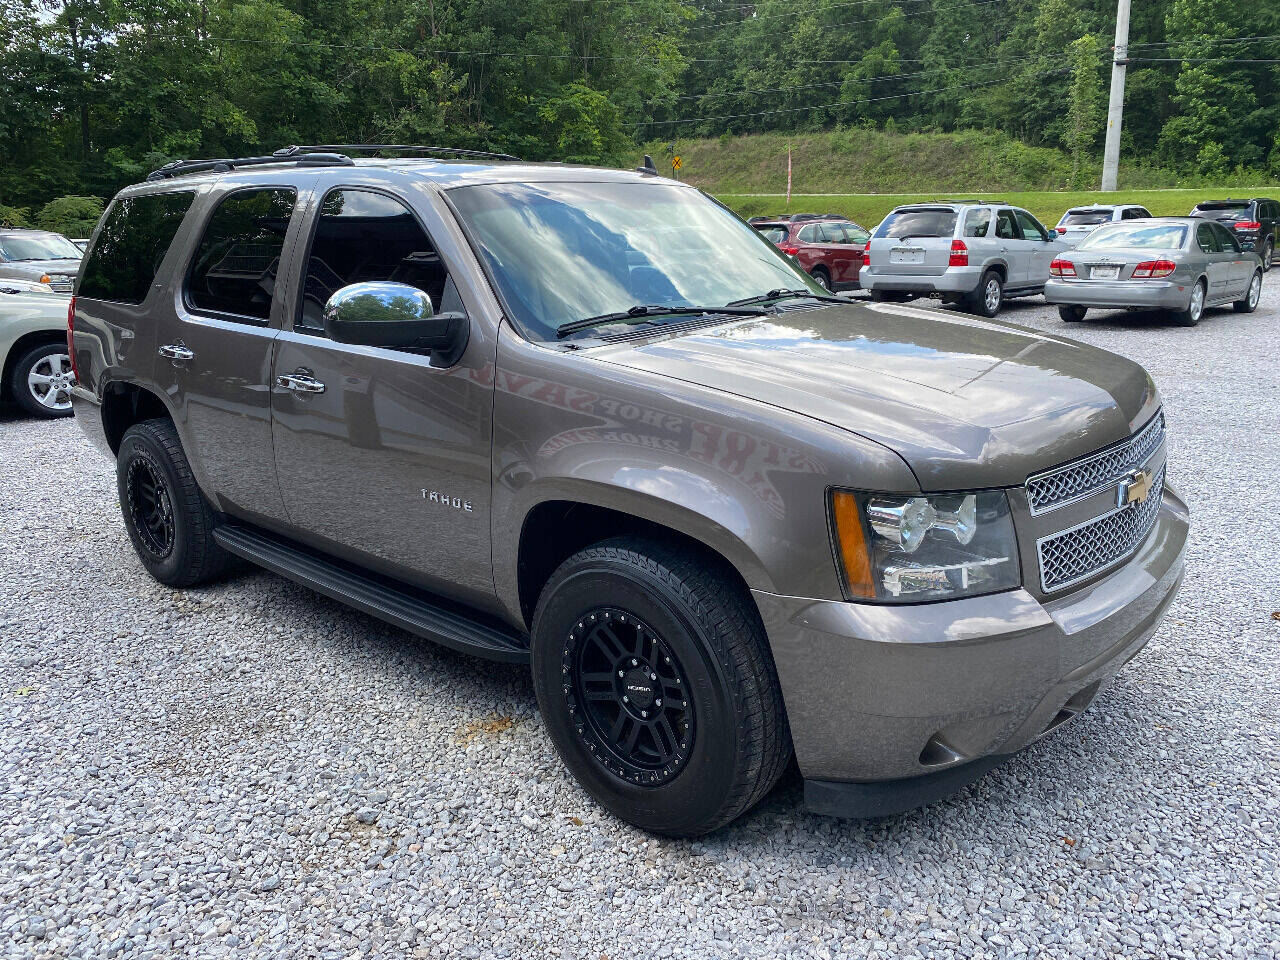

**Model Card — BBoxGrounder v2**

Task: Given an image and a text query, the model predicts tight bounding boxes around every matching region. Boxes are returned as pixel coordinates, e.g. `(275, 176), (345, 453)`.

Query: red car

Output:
(753, 216), (871, 291)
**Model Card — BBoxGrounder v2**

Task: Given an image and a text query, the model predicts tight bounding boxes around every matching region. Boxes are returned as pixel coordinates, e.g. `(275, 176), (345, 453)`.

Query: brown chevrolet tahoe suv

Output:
(68, 146), (1188, 836)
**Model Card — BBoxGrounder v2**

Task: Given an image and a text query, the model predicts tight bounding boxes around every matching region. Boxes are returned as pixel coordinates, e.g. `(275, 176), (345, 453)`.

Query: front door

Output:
(1014, 209), (1058, 288)
(156, 184), (305, 524)
(270, 185), (496, 607)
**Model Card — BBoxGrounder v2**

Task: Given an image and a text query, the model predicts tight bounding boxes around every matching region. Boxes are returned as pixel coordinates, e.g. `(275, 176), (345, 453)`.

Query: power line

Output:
(670, 47), (1106, 102)
(692, 0), (937, 29)
(1129, 57), (1280, 64)
(685, 0), (1006, 34)
(1130, 33), (1280, 48)
(639, 64), (1070, 127)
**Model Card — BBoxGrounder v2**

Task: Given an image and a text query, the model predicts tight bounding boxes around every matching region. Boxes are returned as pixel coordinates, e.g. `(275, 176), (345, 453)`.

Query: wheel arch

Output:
(1, 329), (66, 402)
(511, 487), (774, 632)
(100, 380), (175, 454)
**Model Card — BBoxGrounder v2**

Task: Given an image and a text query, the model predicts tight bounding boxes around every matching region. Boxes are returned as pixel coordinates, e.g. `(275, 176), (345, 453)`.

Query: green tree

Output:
(1065, 34), (1104, 184)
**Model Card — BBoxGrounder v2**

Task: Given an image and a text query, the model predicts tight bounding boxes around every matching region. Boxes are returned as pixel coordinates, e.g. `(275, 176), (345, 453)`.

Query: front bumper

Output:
(860, 265), (982, 294)
(1044, 277), (1192, 310)
(753, 487), (1188, 816)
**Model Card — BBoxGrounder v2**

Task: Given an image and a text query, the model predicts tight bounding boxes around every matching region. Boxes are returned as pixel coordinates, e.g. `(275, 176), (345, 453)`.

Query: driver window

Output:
(1015, 209), (1047, 241)
(996, 209), (1019, 240)
(1197, 222), (1221, 254)
(296, 188), (459, 332)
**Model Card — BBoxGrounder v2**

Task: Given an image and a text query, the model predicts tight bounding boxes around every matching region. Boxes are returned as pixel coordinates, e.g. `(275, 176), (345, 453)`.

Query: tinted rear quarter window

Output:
(1062, 209), (1114, 226)
(79, 192), (195, 304)
(187, 188), (297, 322)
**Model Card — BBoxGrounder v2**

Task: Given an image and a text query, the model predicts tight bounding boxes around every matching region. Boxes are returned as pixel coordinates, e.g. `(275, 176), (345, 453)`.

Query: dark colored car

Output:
(1189, 198), (1278, 271)
(69, 149), (1186, 836)
(753, 217), (870, 291)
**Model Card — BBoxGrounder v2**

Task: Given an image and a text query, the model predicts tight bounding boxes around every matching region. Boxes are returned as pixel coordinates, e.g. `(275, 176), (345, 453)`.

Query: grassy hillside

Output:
(648, 129), (1273, 196)
(715, 190), (1277, 234)
(643, 129), (1278, 231)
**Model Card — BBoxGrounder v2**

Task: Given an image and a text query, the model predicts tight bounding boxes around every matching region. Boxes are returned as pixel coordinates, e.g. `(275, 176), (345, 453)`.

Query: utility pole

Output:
(1100, 0), (1131, 191)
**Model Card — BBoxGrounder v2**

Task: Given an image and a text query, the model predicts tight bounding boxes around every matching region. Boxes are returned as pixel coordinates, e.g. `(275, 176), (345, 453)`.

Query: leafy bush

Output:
(35, 196), (104, 238)
(0, 204), (31, 228)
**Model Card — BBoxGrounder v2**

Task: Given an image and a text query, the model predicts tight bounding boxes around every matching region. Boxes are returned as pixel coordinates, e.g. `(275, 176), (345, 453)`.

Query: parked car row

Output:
(754, 196), (1273, 323)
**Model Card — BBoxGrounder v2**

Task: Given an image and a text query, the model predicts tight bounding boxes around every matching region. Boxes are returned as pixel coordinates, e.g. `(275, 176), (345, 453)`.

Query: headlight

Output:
(830, 489), (1021, 603)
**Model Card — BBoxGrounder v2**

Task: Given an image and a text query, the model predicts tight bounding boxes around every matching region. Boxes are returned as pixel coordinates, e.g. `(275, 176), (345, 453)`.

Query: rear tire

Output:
(116, 418), (233, 588)
(966, 270), (1003, 318)
(1261, 239), (1273, 271)
(1234, 270), (1263, 312)
(1058, 305), (1088, 323)
(531, 536), (791, 837)
(811, 267), (832, 292)
(10, 342), (74, 419)
(1170, 279), (1205, 326)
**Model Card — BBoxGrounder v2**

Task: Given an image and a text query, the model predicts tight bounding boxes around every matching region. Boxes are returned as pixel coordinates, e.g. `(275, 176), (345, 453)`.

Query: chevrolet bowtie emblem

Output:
(1117, 467), (1155, 508)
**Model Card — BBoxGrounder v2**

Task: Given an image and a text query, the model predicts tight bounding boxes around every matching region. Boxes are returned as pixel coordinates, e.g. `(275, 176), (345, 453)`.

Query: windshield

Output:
(448, 181), (814, 341)
(1060, 209), (1113, 226)
(0, 232), (83, 261)
(1077, 223), (1188, 250)
(874, 209), (957, 239)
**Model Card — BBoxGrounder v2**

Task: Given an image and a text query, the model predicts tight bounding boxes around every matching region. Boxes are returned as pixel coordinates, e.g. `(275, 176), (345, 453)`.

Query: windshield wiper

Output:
(556, 304), (768, 339)
(725, 288), (848, 308)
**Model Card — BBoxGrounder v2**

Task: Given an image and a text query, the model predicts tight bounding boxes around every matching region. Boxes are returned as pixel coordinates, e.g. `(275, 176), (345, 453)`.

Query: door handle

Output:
(275, 373), (326, 394)
(158, 343), (194, 362)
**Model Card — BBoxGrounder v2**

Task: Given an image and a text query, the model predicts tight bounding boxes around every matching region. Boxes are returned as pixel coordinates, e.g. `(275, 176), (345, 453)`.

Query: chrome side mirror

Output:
(322, 281), (467, 365)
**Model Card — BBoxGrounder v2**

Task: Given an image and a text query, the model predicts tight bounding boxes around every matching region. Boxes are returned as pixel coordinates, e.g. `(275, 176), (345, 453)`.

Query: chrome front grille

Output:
(1037, 464), (1165, 592)
(1026, 412), (1165, 515)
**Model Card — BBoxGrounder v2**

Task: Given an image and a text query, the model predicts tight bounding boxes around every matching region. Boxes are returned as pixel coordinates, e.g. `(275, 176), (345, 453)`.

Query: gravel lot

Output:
(2, 286), (1278, 960)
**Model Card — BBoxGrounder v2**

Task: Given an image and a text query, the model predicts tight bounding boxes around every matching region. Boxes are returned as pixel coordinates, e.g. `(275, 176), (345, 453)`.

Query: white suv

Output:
(860, 202), (1066, 318)
(1053, 204), (1152, 247)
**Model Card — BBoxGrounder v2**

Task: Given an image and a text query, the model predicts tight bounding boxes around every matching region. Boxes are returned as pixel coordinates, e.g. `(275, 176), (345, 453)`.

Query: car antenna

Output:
(635, 155), (658, 175)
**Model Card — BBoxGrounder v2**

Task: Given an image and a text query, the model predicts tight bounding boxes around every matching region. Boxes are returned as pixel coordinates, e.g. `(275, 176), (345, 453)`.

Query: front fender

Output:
(490, 325), (918, 622)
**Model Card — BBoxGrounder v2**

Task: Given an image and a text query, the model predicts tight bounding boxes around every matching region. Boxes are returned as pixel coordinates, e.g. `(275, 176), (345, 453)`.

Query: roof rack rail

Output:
(277, 144), (521, 162)
(146, 152), (354, 181)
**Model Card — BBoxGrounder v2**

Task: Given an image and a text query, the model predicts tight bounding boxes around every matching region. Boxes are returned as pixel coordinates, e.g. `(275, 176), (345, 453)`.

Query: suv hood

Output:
(591, 300), (1158, 490)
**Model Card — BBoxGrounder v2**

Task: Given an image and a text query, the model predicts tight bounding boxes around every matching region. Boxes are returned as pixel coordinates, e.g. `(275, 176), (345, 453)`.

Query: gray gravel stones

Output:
(1, 284), (1278, 959)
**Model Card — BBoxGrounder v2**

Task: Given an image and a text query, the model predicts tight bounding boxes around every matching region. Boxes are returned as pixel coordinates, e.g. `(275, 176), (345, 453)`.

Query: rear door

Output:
(269, 183), (497, 608)
(994, 209), (1026, 285)
(1195, 221), (1234, 301)
(819, 222), (856, 284)
(1211, 221), (1253, 296)
(155, 181), (307, 524)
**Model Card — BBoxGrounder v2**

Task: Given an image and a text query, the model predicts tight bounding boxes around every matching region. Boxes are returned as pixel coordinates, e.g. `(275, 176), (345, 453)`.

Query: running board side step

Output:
(212, 524), (530, 664)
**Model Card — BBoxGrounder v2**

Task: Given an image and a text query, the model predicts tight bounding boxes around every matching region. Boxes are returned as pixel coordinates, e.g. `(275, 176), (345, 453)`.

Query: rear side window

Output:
(1197, 222), (1221, 253)
(187, 188), (297, 322)
(1212, 222), (1241, 253)
(79, 192), (195, 304)
(797, 223), (819, 242)
(963, 209), (991, 237)
(875, 209), (958, 239)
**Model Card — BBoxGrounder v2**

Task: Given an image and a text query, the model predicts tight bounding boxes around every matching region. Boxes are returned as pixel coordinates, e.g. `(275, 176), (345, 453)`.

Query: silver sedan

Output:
(1043, 216), (1263, 326)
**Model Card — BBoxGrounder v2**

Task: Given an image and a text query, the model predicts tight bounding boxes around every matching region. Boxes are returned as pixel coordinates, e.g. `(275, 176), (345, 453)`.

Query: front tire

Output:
(1058, 305), (1088, 323)
(531, 537), (791, 836)
(967, 270), (1003, 318)
(116, 419), (233, 588)
(10, 342), (74, 418)
(1234, 270), (1263, 312)
(1171, 279), (1205, 326)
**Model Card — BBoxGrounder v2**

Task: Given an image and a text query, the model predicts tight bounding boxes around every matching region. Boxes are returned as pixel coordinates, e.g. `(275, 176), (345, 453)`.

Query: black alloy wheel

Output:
(564, 607), (694, 786)
(126, 457), (176, 559)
